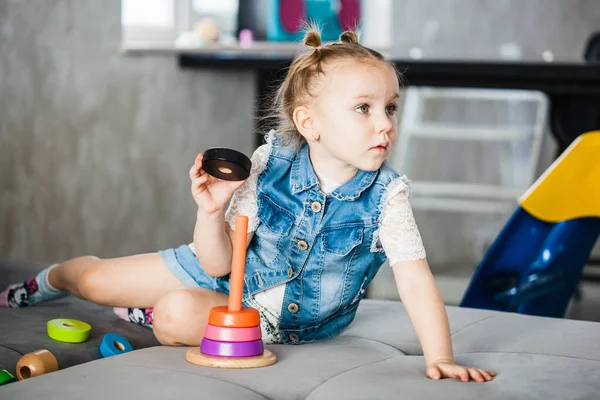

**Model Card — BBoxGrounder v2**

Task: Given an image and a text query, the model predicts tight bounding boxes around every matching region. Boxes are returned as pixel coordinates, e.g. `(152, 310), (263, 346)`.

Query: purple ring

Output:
(200, 338), (264, 357)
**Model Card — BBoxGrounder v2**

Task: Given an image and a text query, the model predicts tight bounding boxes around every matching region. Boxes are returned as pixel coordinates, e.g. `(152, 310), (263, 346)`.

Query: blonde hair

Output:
(266, 26), (402, 147)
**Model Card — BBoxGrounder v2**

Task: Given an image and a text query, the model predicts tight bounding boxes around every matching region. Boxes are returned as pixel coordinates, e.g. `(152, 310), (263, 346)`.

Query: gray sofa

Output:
(1, 261), (599, 399)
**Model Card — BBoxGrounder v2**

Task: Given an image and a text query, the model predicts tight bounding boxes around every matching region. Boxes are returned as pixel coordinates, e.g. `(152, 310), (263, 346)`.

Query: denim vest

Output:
(218, 134), (402, 344)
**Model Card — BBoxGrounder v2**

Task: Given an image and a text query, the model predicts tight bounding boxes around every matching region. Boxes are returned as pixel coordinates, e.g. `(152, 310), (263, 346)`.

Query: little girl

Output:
(1, 28), (495, 382)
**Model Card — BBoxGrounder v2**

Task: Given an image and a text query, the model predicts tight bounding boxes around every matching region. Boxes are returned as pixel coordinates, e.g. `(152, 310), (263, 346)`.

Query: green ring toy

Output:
(47, 319), (91, 343)
(0, 369), (16, 385)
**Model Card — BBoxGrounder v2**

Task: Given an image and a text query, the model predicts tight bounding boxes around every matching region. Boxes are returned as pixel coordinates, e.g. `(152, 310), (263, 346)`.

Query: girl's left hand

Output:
(426, 359), (496, 382)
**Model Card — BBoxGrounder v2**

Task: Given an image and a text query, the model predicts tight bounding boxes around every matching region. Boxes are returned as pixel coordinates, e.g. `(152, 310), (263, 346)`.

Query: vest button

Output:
(310, 201), (322, 212)
(297, 240), (308, 251)
(288, 267), (294, 278)
(289, 333), (300, 342)
(287, 303), (299, 313)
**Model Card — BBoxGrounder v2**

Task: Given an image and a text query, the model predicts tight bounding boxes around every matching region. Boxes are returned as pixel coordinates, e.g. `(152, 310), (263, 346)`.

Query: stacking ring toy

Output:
(203, 148), (252, 181)
(186, 215), (277, 369)
(100, 333), (133, 358)
(200, 338), (264, 357)
(47, 318), (91, 343)
(203, 325), (261, 342)
(16, 349), (58, 380)
(0, 369), (16, 385)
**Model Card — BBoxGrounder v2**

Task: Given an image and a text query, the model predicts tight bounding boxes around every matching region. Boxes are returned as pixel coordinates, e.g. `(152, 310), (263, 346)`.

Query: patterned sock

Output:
(113, 307), (154, 328)
(0, 264), (69, 308)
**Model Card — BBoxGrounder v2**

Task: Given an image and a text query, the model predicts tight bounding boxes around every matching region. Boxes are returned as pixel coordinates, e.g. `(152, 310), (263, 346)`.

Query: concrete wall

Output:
(0, 0), (255, 262)
(391, 0), (599, 62)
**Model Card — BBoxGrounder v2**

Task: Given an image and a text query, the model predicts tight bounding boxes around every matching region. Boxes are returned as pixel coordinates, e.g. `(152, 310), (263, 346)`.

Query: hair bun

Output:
(340, 31), (359, 44)
(304, 31), (322, 49)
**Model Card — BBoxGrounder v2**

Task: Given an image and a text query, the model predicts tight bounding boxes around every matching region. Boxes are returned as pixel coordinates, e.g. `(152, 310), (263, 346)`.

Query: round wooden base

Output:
(185, 347), (276, 369)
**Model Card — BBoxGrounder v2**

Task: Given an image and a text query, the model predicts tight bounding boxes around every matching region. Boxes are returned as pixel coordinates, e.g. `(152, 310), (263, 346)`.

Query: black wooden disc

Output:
(203, 148), (252, 181)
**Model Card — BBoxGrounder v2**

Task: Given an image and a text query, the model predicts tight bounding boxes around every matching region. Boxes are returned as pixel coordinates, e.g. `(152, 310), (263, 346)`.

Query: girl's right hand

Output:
(189, 153), (247, 215)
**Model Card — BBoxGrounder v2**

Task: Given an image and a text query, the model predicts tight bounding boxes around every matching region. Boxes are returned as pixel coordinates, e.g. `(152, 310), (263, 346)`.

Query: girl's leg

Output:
(152, 286), (229, 346)
(1, 253), (183, 309)
(50, 253), (183, 308)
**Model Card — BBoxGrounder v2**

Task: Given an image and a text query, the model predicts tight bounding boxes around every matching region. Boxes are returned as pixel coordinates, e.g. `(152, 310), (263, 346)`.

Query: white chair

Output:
(393, 87), (549, 214)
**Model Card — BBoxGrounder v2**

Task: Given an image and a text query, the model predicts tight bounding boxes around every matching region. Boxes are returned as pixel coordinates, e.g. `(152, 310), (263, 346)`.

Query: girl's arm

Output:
(193, 213), (254, 278)
(391, 258), (453, 365)
(391, 258), (496, 382)
(193, 210), (232, 277)
(188, 152), (246, 277)
(190, 144), (267, 277)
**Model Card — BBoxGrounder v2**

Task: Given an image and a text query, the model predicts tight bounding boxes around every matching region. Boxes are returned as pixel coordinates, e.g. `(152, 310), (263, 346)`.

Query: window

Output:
(121, 0), (391, 51)
(121, 0), (190, 48)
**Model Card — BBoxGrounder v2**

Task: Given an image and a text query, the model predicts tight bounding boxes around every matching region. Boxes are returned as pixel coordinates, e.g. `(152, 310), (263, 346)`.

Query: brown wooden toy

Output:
(16, 349), (58, 380)
(186, 215), (276, 368)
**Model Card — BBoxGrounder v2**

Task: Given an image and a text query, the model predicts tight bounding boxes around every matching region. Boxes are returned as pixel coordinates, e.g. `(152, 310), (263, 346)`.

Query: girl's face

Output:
(309, 60), (400, 173)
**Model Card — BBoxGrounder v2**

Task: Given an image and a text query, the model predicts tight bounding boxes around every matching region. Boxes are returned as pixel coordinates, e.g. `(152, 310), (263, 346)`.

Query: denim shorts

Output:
(159, 244), (282, 343)
(158, 244), (231, 295)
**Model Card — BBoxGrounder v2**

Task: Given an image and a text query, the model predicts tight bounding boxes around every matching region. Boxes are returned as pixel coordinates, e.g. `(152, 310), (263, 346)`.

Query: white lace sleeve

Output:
(379, 178), (427, 265)
(224, 143), (270, 232)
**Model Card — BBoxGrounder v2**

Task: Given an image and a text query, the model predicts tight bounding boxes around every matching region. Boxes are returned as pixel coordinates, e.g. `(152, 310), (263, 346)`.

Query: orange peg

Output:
(206, 215), (260, 328)
(207, 215), (260, 328)
(228, 215), (249, 312)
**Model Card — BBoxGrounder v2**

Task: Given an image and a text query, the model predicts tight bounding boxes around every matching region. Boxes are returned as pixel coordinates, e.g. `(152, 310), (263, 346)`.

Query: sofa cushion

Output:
(3, 261), (600, 399)
(2, 297), (600, 399)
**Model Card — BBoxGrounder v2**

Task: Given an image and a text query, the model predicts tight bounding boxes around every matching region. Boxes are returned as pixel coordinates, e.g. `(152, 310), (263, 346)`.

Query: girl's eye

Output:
(386, 104), (398, 115)
(356, 104), (369, 114)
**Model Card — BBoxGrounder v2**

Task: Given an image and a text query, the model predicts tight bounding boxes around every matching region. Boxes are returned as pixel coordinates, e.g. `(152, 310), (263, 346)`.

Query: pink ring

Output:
(204, 324), (262, 342)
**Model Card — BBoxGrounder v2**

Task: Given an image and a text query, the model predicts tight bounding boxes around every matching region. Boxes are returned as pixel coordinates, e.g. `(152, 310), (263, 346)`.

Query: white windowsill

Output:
(121, 40), (306, 56)
(121, 40), (392, 57)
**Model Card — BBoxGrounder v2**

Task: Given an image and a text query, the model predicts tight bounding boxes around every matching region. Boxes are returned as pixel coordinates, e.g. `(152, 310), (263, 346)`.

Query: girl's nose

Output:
(375, 115), (393, 134)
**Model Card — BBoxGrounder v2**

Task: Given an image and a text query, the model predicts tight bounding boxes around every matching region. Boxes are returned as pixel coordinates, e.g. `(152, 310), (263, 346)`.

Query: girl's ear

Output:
(293, 105), (317, 142)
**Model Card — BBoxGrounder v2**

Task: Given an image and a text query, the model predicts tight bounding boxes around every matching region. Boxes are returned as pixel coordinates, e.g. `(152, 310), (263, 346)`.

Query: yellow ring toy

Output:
(47, 319), (91, 343)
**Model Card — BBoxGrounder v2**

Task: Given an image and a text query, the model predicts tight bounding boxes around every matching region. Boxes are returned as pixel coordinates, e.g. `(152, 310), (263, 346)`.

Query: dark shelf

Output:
(179, 53), (600, 94)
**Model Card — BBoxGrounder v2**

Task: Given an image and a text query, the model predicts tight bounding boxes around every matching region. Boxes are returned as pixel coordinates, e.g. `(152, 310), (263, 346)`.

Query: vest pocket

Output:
(321, 225), (364, 256)
(255, 194), (295, 267)
(257, 193), (295, 235)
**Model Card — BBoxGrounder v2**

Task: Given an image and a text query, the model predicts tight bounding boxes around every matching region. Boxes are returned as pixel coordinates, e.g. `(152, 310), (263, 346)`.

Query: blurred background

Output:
(1, 0), (599, 320)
